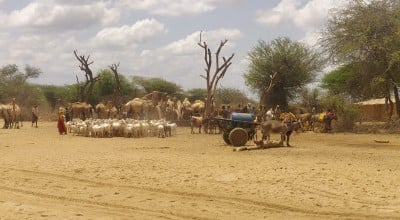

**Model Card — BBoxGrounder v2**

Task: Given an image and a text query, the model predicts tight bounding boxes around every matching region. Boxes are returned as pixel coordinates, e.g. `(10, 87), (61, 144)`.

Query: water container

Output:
(230, 113), (255, 128)
(230, 112), (254, 123)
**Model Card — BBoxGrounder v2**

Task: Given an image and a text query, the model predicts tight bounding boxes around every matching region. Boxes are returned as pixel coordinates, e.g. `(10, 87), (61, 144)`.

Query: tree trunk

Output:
(393, 85), (400, 119)
(258, 72), (277, 112)
(109, 63), (122, 108)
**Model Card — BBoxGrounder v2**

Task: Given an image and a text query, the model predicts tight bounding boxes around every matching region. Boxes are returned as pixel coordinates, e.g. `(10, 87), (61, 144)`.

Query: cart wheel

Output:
(223, 131), (231, 145)
(229, 128), (248, 147)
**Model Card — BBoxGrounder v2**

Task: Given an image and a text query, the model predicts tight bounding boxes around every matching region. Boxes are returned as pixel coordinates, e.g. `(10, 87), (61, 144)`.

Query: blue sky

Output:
(0, 0), (347, 98)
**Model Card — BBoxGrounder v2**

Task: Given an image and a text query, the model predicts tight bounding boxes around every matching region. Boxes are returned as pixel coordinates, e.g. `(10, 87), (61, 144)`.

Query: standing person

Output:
(311, 106), (316, 114)
(57, 109), (67, 135)
(324, 109), (335, 133)
(247, 103), (255, 114)
(265, 108), (274, 120)
(242, 103), (249, 113)
(226, 105), (232, 118)
(274, 105), (281, 119)
(221, 105), (228, 118)
(31, 105), (39, 128)
(11, 98), (17, 128)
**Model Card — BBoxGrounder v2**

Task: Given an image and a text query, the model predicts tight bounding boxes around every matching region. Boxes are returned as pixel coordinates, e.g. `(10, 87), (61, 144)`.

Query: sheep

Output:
(157, 124), (165, 138)
(111, 119), (122, 137)
(163, 124), (171, 137)
(91, 123), (104, 138)
(148, 120), (160, 137)
(132, 121), (142, 138)
(78, 122), (88, 136)
(163, 122), (177, 137)
(140, 121), (150, 137)
(123, 123), (134, 138)
(102, 122), (112, 138)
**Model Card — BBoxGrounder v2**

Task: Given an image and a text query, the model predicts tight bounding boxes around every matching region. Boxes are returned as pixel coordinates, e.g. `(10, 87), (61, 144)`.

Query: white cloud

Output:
(0, 32), (10, 48)
(256, 0), (348, 46)
(162, 28), (242, 56)
(0, 0), (347, 95)
(119, 0), (243, 16)
(299, 30), (323, 49)
(256, 0), (300, 26)
(256, 0), (348, 30)
(92, 18), (166, 47)
(297, 0), (348, 46)
(2, 1), (119, 31)
(294, 0), (348, 31)
(0, 33), (83, 85)
(51, 0), (101, 5)
(135, 28), (242, 89)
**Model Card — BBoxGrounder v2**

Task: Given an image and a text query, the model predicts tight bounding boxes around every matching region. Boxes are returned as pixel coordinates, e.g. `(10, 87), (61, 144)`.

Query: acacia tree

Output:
(73, 50), (100, 103)
(244, 37), (323, 111)
(0, 64), (40, 85)
(0, 64), (41, 103)
(132, 76), (183, 97)
(322, 0), (400, 118)
(186, 88), (207, 102)
(186, 87), (252, 107)
(198, 32), (234, 117)
(215, 87), (253, 106)
(92, 69), (134, 104)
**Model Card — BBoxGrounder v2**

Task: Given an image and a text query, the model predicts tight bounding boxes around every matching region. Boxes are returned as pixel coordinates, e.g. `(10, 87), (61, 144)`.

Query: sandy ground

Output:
(0, 121), (400, 220)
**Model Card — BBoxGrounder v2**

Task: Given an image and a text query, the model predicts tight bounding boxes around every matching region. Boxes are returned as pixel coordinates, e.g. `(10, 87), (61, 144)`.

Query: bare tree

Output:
(109, 63), (123, 108)
(198, 31), (234, 117)
(73, 50), (100, 102)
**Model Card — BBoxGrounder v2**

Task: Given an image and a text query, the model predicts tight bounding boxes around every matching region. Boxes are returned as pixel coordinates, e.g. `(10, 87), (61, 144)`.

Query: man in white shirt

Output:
(265, 108), (274, 120)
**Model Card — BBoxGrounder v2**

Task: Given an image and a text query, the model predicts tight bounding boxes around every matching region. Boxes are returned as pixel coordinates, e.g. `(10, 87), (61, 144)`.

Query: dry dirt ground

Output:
(0, 121), (399, 220)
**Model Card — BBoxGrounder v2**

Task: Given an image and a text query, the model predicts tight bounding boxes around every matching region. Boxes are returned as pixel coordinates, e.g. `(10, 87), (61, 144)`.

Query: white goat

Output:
(157, 123), (165, 138)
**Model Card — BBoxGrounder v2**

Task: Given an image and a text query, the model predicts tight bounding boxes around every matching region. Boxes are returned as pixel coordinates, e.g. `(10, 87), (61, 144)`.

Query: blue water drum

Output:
(230, 112), (255, 127)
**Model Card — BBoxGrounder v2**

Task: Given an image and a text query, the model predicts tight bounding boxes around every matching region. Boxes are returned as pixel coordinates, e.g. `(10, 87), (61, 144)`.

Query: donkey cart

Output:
(215, 113), (259, 147)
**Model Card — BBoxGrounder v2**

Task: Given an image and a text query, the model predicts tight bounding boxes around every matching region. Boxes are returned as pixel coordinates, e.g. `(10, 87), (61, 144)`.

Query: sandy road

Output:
(0, 122), (399, 219)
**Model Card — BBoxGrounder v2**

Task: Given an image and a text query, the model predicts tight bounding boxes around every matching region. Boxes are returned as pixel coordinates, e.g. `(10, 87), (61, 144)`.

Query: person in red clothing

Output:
(324, 109), (336, 133)
(57, 109), (67, 135)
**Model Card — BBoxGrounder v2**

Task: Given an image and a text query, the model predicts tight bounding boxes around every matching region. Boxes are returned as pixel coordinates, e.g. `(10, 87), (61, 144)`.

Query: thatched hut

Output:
(356, 98), (396, 122)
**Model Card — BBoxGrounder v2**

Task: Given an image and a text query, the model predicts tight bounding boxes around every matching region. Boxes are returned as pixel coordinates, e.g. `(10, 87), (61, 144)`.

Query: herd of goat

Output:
(65, 118), (178, 138)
